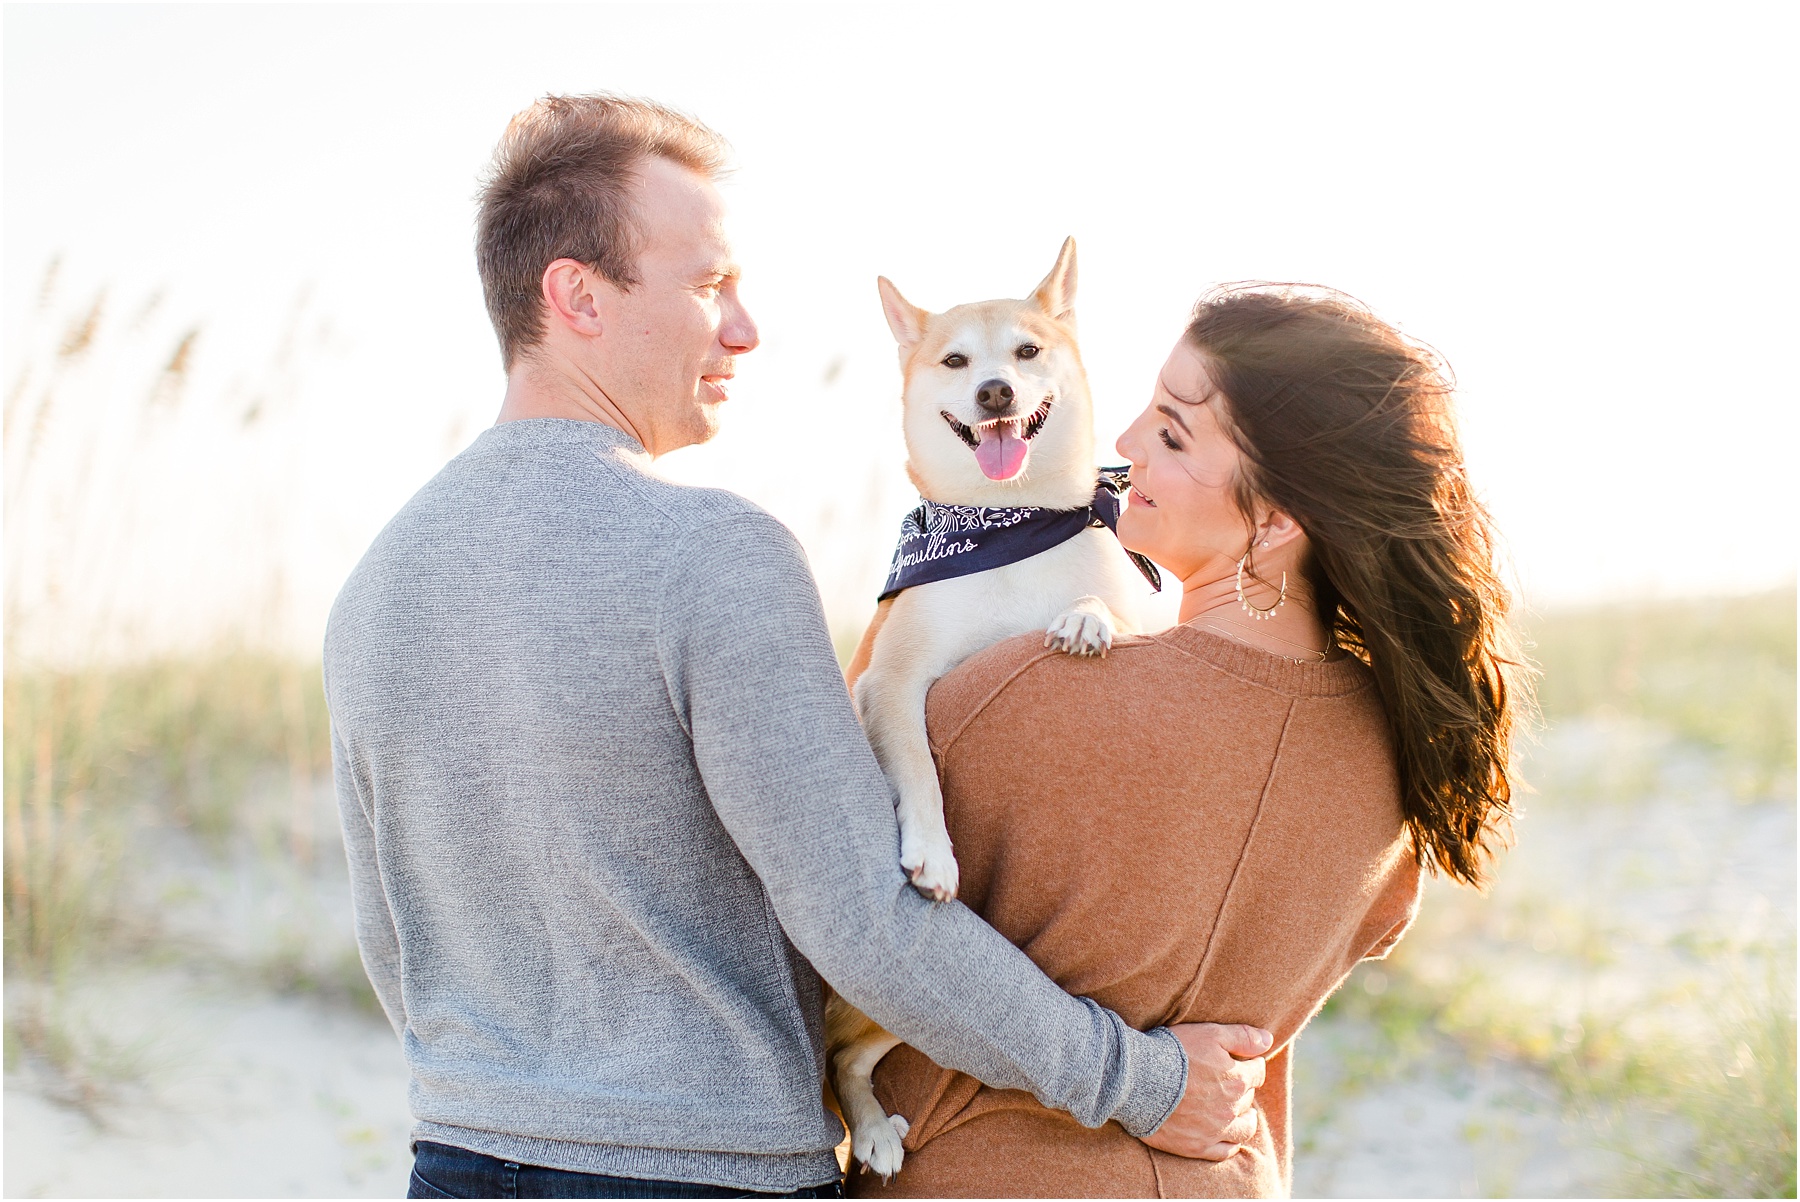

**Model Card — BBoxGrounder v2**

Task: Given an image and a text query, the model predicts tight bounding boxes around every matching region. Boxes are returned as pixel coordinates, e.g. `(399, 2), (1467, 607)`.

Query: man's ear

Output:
(877, 276), (929, 352)
(1031, 236), (1078, 327)
(542, 258), (606, 338)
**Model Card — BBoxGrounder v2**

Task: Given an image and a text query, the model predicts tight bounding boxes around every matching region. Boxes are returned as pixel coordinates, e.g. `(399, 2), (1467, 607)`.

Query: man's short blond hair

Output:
(476, 93), (729, 371)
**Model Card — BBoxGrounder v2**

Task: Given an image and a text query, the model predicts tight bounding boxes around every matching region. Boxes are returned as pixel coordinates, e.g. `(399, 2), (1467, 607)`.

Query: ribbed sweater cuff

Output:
(1113, 1025), (1189, 1137)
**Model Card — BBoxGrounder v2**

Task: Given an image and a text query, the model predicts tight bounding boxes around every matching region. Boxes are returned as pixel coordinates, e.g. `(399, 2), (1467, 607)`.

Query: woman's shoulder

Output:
(925, 623), (1381, 751)
(1150, 622), (1379, 699)
(924, 632), (1064, 753)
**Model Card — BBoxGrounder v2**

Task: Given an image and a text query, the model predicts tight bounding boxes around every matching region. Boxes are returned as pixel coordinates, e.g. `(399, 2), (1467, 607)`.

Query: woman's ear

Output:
(1253, 507), (1306, 553)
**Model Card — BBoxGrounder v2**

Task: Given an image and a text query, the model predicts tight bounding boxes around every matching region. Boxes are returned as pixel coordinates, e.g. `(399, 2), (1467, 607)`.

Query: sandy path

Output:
(6, 966), (410, 1199)
(6, 964), (1596, 1200)
(1291, 1019), (1616, 1197)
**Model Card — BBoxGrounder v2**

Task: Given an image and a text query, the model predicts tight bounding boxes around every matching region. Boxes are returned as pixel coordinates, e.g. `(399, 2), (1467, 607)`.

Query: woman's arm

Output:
(1362, 856), (1424, 961)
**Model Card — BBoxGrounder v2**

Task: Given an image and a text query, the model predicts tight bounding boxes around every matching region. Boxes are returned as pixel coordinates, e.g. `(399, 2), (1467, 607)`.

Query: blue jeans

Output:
(408, 1140), (845, 1200)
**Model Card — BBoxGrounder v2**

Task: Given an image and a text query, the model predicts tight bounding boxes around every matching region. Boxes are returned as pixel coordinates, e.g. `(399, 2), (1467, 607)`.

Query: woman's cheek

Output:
(1115, 501), (1149, 554)
(1120, 500), (1166, 561)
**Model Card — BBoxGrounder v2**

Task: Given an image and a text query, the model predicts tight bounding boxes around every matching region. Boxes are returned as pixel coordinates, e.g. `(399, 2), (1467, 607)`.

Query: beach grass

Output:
(1311, 586), (1796, 1196)
(1527, 590), (1796, 797)
(3, 654), (329, 974)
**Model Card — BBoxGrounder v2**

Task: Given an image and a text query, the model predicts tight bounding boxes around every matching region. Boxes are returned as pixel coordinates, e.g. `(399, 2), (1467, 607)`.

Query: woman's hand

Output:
(1141, 1023), (1273, 1160)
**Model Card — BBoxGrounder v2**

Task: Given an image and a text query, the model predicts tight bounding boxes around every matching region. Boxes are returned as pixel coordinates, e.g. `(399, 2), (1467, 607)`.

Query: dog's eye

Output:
(941, 353), (968, 369)
(1016, 344), (1040, 360)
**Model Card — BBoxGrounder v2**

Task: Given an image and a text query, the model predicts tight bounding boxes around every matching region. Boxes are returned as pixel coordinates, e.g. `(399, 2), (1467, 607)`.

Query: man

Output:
(325, 94), (1269, 1199)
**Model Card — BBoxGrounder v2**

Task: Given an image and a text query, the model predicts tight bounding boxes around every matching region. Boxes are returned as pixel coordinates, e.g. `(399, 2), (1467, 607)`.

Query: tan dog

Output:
(828, 239), (1152, 1178)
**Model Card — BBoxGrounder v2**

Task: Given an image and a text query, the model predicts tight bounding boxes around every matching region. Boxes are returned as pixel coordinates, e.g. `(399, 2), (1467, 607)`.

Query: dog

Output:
(827, 238), (1156, 1179)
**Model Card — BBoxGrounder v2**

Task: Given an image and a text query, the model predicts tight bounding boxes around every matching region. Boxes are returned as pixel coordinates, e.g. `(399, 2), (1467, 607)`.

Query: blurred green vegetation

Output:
(1330, 943), (1795, 1197)
(1528, 587), (1795, 796)
(1314, 586), (1796, 1197)
(3, 654), (329, 976)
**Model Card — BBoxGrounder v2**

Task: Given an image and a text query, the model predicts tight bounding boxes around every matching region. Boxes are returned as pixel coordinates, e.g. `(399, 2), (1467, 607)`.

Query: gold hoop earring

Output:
(1236, 553), (1287, 620)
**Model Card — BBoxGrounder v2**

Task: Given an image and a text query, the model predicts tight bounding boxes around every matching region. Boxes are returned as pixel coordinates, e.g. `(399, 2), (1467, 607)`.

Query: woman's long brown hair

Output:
(1186, 285), (1530, 888)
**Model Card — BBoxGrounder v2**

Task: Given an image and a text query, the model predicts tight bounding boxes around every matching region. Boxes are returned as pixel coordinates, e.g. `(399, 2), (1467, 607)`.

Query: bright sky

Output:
(5, 4), (1795, 659)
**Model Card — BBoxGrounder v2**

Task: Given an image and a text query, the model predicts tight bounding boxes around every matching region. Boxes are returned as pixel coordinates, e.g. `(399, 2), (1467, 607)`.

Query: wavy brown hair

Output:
(1186, 284), (1530, 888)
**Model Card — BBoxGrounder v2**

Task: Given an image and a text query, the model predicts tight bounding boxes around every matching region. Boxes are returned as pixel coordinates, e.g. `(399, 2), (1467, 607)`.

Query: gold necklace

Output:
(1194, 620), (1332, 664)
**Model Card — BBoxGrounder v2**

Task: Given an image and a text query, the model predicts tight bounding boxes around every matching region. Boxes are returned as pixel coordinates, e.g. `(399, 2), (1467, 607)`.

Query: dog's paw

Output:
(1045, 607), (1114, 657)
(854, 1112), (910, 1181)
(899, 835), (959, 902)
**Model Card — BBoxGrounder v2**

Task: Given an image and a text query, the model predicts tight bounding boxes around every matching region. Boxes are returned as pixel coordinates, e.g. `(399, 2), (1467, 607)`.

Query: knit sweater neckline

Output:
(484, 416), (649, 457)
(1154, 619), (1373, 698)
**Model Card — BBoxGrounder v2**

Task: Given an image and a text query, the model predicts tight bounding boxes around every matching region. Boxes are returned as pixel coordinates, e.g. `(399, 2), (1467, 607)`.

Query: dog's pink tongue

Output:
(974, 426), (1029, 480)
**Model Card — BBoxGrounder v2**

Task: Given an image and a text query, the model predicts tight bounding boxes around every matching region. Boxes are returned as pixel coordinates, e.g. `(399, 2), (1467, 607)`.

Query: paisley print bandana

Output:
(878, 469), (1162, 601)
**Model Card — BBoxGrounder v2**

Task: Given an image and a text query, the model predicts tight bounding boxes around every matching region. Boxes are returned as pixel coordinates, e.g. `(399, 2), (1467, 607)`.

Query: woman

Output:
(849, 285), (1527, 1198)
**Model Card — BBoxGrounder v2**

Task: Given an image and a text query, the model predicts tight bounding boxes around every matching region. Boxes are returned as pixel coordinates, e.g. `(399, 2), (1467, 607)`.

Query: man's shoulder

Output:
(377, 421), (784, 547)
(627, 472), (784, 541)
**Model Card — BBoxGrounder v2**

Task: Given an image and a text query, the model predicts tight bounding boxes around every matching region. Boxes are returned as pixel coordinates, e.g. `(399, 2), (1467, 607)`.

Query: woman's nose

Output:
(1115, 424), (1138, 462)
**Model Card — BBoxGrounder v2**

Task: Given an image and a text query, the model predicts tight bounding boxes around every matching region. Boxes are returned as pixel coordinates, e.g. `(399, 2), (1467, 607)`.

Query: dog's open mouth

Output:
(940, 399), (1052, 481)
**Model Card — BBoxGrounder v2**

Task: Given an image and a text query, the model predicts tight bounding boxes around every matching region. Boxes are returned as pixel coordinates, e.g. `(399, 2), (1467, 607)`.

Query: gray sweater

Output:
(323, 419), (1187, 1191)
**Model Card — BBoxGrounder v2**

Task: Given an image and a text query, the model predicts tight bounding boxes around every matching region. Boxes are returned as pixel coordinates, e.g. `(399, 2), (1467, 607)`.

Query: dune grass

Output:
(3, 655), (329, 975)
(1527, 590), (1796, 796)
(2, 652), (351, 1117)
(1313, 586), (1796, 1197)
(4, 283), (375, 1104)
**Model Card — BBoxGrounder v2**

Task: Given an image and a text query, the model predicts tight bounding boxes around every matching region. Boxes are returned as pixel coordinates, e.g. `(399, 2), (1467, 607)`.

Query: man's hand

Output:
(1140, 1023), (1273, 1160)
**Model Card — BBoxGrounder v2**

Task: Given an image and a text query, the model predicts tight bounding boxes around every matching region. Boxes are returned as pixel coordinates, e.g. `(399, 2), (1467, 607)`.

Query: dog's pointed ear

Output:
(1031, 237), (1078, 326)
(877, 277), (929, 351)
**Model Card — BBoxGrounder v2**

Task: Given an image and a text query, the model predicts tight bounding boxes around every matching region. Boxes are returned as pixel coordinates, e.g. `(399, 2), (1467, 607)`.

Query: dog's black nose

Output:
(975, 379), (1015, 413)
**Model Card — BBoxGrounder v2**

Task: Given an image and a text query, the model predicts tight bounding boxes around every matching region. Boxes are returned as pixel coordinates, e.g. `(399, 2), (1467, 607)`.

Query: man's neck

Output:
(496, 358), (652, 453)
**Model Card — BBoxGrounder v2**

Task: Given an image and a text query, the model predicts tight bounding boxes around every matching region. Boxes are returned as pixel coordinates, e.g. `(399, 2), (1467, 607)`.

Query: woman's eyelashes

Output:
(1159, 428), (1182, 451)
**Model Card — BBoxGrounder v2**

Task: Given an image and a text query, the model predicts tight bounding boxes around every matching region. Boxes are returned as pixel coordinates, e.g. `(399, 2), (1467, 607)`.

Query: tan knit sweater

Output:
(848, 621), (1422, 1199)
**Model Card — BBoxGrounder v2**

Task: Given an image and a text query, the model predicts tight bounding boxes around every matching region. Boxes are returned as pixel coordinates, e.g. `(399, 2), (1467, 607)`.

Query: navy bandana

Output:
(879, 469), (1162, 601)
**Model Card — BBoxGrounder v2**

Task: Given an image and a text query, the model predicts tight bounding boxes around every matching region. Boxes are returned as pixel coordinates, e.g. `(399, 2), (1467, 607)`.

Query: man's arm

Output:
(329, 719), (407, 1037)
(654, 512), (1186, 1136)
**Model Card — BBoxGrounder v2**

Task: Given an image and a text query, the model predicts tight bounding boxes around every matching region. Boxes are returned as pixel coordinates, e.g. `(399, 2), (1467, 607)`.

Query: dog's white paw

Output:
(900, 834), (959, 902)
(1045, 607), (1114, 657)
(854, 1112), (910, 1181)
